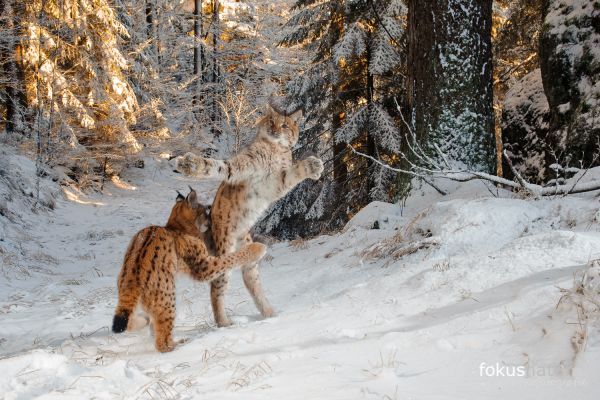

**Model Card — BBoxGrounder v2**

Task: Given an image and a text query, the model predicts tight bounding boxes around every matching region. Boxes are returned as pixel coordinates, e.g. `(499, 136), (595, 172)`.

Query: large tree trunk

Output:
(366, 41), (377, 201)
(330, 0), (347, 189)
(193, 0), (204, 113)
(407, 0), (495, 172)
(210, 0), (221, 139)
(145, 0), (153, 38)
(332, 111), (347, 185)
(1, 1), (28, 135)
(145, 0), (159, 68)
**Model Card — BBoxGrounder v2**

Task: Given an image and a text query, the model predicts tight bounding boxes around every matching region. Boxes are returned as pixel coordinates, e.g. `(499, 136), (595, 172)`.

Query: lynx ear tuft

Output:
(186, 189), (198, 208)
(290, 109), (303, 123)
(265, 104), (276, 115)
(176, 191), (185, 202)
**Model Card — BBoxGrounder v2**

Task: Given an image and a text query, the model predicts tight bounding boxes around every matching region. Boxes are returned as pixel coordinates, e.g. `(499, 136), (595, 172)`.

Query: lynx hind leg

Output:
(243, 264), (275, 318)
(241, 235), (275, 319)
(210, 272), (232, 327)
(151, 305), (176, 353)
(144, 286), (177, 352)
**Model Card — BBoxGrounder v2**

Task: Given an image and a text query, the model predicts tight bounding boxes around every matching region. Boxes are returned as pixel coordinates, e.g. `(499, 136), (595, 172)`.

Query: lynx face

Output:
(167, 190), (211, 235)
(257, 106), (302, 149)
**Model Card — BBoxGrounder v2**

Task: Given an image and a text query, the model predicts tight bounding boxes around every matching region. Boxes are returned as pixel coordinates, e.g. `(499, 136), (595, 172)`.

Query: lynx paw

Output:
(216, 318), (233, 328)
(261, 305), (276, 319)
(175, 152), (209, 177)
(303, 156), (324, 180)
(156, 339), (176, 353)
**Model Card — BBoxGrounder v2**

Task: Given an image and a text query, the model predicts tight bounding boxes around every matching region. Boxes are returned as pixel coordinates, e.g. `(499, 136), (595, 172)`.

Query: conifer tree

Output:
(0, 1), (29, 136)
(258, 0), (405, 238)
(539, 0), (600, 172)
(16, 0), (140, 164)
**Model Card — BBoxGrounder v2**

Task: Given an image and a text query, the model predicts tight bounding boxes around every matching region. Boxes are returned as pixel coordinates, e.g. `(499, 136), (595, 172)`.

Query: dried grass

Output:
(556, 259), (600, 368)
(289, 237), (310, 250)
(228, 360), (273, 391)
(361, 234), (439, 265)
(361, 349), (401, 378)
(359, 208), (438, 265)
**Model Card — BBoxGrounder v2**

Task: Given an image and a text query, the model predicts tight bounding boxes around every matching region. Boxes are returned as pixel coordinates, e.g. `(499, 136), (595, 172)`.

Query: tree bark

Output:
(210, 0), (221, 139)
(145, 0), (153, 38)
(1, 1), (28, 135)
(330, 0), (347, 189)
(366, 40), (377, 200)
(193, 0), (204, 113)
(332, 112), (348, 185)
(145, 0), (163, 69)
(407, 0), (495, 172)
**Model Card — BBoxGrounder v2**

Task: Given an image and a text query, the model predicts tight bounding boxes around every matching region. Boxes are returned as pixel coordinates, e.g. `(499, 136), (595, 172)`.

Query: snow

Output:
(1, 153), (600, 399)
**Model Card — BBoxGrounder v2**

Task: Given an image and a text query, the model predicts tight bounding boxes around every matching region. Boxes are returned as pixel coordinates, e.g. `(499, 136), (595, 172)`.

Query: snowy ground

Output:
(1, 154), (599, 399)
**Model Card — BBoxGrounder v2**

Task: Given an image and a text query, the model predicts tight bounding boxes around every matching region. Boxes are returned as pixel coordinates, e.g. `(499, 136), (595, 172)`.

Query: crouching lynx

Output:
(176, 105), (324, 327)
(112, 188), (267, 352)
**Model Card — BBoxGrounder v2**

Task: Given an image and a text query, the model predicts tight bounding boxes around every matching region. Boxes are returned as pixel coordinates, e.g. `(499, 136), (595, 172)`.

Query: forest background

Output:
(1, 0), (598, 238)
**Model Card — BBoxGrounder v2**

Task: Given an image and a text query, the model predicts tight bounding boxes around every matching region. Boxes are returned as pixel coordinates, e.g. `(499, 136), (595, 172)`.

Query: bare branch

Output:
(502, 150), (539, 197)
(349, 146), (600, 197)
(347, 145), (448, 195)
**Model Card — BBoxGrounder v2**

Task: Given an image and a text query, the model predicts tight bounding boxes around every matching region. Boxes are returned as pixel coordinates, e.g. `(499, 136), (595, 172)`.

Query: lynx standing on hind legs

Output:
(176, 103), (324, 327)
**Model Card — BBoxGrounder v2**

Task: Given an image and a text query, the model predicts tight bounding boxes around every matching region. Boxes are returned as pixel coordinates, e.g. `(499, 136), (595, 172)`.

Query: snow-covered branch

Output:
(348, 145), (600, 197)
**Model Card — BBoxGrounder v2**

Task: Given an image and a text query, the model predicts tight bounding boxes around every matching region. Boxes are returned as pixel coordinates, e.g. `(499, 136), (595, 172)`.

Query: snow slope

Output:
(1, 154), (599, 399)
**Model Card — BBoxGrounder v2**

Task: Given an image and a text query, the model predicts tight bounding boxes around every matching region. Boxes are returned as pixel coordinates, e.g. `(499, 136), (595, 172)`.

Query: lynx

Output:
(176, 104), (324, 327)
(112, 188), (267, 352)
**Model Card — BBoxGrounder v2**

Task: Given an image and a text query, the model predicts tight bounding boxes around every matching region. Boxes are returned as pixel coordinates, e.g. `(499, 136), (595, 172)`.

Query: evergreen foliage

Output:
(257, 0), (405, 239)
(539, 0), (600, 172)
(0, 0), (598, 237)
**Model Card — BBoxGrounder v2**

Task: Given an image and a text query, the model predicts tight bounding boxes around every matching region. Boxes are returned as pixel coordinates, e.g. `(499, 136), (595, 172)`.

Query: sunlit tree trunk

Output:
(193, 0), (204, 114)
(210, 0), (221, 139)
(145, 0), (158, 68)
(366, 39), (377, 200)
(330, 0), (346, 189)
(1, 1), (28, 135)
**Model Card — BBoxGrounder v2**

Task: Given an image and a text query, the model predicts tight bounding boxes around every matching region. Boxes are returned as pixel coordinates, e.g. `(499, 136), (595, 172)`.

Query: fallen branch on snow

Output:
(348, 146), (600, 197)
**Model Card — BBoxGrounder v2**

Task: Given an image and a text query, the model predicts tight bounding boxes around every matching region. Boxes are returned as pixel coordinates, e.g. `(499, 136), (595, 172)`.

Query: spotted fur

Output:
(176, 106), (324, 327)
(112, 189), (267, 352)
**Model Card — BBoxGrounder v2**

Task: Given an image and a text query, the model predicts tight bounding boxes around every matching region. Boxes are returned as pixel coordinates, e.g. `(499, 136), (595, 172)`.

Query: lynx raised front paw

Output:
(175, 152), (210, 177)
(302, 156), (324, 180)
